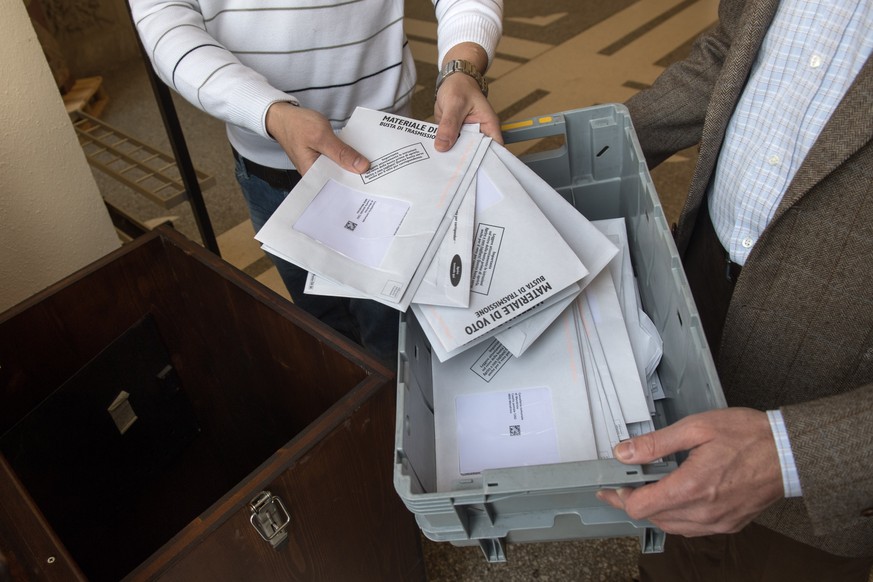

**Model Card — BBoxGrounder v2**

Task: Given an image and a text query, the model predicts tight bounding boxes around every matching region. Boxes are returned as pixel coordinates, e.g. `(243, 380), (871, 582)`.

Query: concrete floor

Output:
(89, 2), (718, 580)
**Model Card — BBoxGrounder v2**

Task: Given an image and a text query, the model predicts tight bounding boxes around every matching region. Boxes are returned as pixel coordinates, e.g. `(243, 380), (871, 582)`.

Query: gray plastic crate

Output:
(393, 103), (725, 563)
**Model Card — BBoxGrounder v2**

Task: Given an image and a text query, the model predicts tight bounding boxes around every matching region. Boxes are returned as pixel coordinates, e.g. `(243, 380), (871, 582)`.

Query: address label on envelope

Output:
(455, 386), (560, 475)
(293, 179), (410, 268)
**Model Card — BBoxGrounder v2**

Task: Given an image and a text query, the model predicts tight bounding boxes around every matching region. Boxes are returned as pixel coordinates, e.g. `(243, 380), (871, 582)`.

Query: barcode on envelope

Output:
(509, 425), (521, 436)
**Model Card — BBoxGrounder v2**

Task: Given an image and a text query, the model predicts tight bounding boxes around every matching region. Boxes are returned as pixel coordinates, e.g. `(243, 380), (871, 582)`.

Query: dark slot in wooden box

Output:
(0, 227), (424, 581)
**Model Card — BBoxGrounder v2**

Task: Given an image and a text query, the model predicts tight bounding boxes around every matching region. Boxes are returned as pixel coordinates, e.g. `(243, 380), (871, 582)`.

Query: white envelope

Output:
(414, 148), (588, 354)
(432, 305), (598, 492)
(256, 106), (489, 311)
(304, 175), (476, 308)
(486, 145), (619, 357)
(402, 173), (475, 307)
(575, 293), (630, 451)
(491, 145), (618, 291)
(455, 386), (560, 475)
(580, 271), (651, 425)
(416, 143), (619, 360)
(303, 272), (364, 300)
(578, 307), (623, 459)
(412, 282), (582, 362)
(593, 218), (663, 410)
(494, 289), (580, 357)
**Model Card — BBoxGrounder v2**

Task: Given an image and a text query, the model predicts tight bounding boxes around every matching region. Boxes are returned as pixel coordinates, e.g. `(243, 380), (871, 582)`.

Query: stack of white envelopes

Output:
(256, 106), (489, 311)
(255, 107), (663, 492)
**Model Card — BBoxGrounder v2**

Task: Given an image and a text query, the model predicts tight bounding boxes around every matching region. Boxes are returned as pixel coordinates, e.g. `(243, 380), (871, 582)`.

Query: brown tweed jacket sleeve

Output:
(625, 0), (873, 558)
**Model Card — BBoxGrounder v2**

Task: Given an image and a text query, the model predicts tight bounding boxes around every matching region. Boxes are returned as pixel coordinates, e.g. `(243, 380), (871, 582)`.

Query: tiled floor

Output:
(91, 2), (721, 579)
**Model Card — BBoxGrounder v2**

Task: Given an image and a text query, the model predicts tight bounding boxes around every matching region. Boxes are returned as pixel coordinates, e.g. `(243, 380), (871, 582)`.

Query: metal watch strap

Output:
(434, 59), (488, 98)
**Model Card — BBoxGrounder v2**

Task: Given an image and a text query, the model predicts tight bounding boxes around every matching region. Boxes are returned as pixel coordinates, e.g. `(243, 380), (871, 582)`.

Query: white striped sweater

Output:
(130, 0), (503, 169)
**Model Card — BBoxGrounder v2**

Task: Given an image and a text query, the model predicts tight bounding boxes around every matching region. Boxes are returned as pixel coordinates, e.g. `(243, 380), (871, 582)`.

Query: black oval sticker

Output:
(450, 255), (463, 287)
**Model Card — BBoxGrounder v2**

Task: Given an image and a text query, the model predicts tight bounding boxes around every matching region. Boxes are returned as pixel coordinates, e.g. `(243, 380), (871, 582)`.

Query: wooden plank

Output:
(63, 76), (109, 117)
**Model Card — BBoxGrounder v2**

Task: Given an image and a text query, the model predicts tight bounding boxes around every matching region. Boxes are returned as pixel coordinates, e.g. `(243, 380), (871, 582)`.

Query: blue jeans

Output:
(233, 152), (399, 367)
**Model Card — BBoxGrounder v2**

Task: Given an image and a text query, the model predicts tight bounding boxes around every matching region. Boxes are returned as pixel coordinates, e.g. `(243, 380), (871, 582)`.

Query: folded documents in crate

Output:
(486, 145), (619, 356)
(413, 281), (582, 362)
(594, 218), (663, 392)
(394, 105), (725, 558)
(410, 145), (621, 361)
(411, 147), (591, 356)
(432, 217), (662, 488)
(256, 107), (489, 311)
(267, 108), (624, 368)
(411, 144), (617, 361)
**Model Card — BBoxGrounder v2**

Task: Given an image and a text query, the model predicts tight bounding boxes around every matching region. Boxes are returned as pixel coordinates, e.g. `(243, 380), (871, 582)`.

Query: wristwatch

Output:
(435, 59), (488, 98)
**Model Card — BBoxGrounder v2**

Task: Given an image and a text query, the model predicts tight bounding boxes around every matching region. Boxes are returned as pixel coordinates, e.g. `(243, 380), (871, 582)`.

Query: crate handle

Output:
(501, 114), (567, 144)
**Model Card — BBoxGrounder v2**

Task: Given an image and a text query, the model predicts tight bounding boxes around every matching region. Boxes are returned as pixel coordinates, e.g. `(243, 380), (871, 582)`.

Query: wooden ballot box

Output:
(0, 227), (424, 581)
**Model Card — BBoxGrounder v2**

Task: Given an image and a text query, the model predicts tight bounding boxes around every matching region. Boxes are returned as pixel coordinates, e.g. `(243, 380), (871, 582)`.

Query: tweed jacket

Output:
(625, 0), (873, 557)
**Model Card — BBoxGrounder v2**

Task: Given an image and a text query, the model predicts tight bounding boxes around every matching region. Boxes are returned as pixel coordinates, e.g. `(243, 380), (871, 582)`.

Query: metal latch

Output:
(249, 491), (290, 549)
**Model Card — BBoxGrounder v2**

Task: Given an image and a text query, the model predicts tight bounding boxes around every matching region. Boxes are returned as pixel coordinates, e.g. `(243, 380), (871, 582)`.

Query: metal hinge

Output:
(249, 491), (290, 549)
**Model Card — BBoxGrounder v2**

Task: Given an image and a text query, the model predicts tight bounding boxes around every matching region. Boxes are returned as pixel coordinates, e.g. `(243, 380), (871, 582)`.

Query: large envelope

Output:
(256, 106), (489, 310)
(593, 219), (660, 426)
(303, 173), (476, 308)
(593, 218), (663, 390)
(580, 270), (651, 424)
(576, 290), (629, 456)
(495, 290), (580, 357)
(490, 145), (618, 291)
(413, 148), (588, 354)
(487, 144), (619, 357)
(412, 282), (581, 362)
(432, 305), (598, 492)
(410, 173), (476, 307)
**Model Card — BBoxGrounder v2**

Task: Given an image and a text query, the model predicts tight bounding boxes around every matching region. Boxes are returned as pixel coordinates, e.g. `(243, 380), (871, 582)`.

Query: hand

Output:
(265, 102), (370, 175)
(596, 408), (784, 537)
(434, 43), (503, 152)
(434, 74), (503, 151)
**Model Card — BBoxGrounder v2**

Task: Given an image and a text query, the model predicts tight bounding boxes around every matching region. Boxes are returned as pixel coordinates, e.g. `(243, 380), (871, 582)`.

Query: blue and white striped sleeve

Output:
(767, 409), (803, 498)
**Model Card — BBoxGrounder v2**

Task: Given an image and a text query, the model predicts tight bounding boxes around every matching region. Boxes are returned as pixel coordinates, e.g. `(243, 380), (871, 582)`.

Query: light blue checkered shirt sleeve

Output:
(767, 409), (803, 498)
(709, 0), (873, 264)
